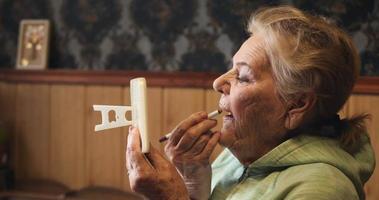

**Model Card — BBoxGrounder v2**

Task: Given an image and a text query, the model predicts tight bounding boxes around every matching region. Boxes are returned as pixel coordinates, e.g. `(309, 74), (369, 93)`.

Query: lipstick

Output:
(159, 109), (222, 143)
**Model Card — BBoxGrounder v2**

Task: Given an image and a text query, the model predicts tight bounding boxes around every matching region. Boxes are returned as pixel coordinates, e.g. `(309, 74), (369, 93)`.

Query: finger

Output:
(185, 132), (211, 156)
(195, 131), (220, 161)
(175, 119), (217, 152)
(169, 111), (207, 146)
(126, 126), (151, 172)
(145, 145), (172, 171)
(127, 126), (141, 152)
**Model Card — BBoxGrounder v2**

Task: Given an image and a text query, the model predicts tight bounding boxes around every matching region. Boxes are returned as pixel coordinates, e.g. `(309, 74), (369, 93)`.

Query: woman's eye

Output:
(236, 76), (249, 83)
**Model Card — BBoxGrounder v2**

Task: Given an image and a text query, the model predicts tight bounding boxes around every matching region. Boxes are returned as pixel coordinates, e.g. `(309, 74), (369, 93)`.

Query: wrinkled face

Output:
(213, 35), (288, 163)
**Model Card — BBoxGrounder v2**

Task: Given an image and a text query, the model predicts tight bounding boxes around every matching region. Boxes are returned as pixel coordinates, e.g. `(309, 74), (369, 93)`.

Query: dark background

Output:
(0, 0), (378, 75)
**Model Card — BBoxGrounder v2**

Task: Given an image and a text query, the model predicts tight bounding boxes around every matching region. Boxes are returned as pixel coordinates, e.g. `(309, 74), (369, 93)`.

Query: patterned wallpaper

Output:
(0, 0), (378, 75)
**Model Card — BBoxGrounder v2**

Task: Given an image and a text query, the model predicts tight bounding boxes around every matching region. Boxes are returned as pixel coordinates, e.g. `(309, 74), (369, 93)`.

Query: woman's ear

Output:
(284, 93), (316, 130)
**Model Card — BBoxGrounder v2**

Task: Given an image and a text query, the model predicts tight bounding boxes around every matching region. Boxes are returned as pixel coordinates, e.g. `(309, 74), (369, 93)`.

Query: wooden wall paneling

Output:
(205, 89), (224, 162)
(146, 87), (163, 151)
(162, 88), (205, 134)
(0, 82), (9, 169)
(14, 84), (50, 179)
(0, 82), (5, 131)
(85, 86), (124, 190)
(49, 85), (85, 189)
(339, 100), (349, 118)
(0, 82), (7, 121)
(0, 82), (17, 170)
(346, 95), (379, 200)
(0, 82), (16, 140)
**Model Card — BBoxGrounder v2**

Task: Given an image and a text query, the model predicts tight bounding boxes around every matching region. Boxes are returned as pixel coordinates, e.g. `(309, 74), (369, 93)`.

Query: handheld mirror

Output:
(93, 77), (150, 153)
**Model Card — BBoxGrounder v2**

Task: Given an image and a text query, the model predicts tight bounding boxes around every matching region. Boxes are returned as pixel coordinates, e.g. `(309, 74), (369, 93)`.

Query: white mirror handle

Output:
(93, 105), (132, 131)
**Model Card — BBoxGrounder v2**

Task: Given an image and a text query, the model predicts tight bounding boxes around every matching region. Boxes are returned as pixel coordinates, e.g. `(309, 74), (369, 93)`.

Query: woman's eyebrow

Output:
(235, 62), (252, 69)
(236, 62), (255, 74)
(235, 61), (259, 79)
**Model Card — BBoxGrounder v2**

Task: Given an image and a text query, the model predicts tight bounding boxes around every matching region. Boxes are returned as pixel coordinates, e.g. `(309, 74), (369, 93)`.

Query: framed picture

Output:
(16, 19), (50, 70)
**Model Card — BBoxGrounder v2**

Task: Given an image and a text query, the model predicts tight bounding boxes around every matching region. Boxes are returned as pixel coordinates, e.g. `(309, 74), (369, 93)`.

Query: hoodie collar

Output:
(245, 133), (375, 186)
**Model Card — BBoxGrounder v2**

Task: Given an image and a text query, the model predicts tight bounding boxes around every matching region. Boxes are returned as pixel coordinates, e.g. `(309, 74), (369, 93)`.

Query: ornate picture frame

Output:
(16, 19), (50, 70)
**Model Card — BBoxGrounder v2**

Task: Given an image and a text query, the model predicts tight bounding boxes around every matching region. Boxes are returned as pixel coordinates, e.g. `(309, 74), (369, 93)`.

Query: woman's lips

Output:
(224, 112), (234, 120)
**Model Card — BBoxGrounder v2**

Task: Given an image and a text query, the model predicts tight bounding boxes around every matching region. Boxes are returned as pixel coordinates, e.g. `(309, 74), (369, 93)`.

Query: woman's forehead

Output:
(233, 36), (268, 71)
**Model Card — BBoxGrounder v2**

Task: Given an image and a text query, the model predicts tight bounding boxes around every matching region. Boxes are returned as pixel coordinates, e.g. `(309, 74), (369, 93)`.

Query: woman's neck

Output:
(228, 132), (290, 167)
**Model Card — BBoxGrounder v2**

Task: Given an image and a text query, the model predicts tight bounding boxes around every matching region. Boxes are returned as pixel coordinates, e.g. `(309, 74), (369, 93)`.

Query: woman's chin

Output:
(218, 127), (236, 147)
(218, 138), (229, 147)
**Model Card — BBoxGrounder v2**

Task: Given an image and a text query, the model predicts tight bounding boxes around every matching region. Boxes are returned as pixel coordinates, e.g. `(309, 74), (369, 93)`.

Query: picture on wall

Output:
(16, 19), (50, 69)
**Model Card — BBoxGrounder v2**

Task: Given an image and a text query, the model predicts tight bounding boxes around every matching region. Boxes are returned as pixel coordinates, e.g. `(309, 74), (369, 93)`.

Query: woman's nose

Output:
(213, 73), (230, 94)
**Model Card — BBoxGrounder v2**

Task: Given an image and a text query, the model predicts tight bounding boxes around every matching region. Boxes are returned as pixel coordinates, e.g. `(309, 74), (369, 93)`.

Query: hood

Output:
(248, 133), (375, 197)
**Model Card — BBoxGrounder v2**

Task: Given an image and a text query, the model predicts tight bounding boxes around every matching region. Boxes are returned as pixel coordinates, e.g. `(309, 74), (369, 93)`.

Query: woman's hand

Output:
(126, 126), (189, 200)
(164, 111), (220, 200)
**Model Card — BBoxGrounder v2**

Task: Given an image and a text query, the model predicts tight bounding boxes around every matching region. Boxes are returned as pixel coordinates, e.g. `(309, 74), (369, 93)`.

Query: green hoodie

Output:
(211, 134), (375, 200)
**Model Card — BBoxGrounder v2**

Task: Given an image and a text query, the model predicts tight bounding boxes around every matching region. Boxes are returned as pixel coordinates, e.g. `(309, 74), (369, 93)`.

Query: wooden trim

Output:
(1, 69), (379, 94)
(353, 76), (379, 94)
(0, 191), (65, 199)
(0, 69), (220, 88)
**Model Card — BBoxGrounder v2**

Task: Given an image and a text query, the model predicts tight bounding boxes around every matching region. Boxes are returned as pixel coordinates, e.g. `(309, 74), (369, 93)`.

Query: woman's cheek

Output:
(234, 90), (255, 121)
(234, 91), (262, 138)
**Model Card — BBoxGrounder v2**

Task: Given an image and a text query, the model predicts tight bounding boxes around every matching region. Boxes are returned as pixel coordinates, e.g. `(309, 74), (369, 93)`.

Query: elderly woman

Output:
(126, 6), (375, 200)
